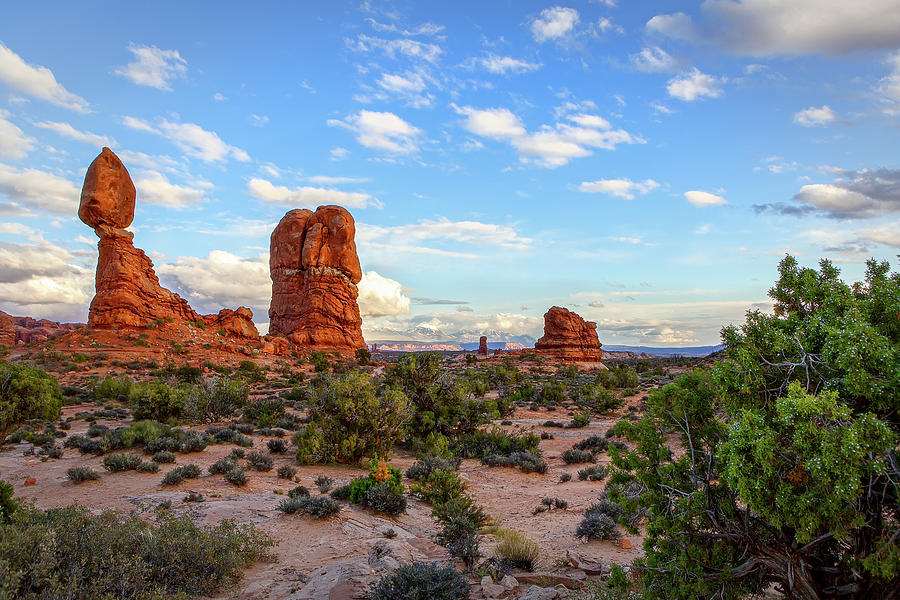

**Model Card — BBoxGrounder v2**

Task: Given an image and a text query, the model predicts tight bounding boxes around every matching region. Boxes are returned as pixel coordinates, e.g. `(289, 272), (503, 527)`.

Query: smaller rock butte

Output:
(534, 306), (603, 362)
(79, 148), (258, 339)
(477, 335), (488, 356)
(0, 311), (15, 347)
(268, 206), (365, 353)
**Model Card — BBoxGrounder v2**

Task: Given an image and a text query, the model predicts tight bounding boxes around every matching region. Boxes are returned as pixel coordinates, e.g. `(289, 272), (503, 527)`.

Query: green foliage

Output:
(562, 448), (595, 464)
(309, 351), (330, 372)
(130, 381), (189, 422)
(432, 495), (487, 568)
(0, 361), (62, 443)
(161, 464), (200, 486)
(348, 459), (406, 515)
(356, 347), (372, 365)
(93, 375), (134, 402)
(246, 450), (274, 471)
(237, 360), (267, 383)
(366, 561), (470, 600)
(295, 371), (410, 464)
(578, 384), (624, 413)
(0, 504), (274, 599)
(576, 499), (623, 541)
(454, 427), (546, 473)
(495, 529), (540, 571)
(184, 378), (248, 422)
(66, 467), (99, 483)
(406, 455), (460, 481)
(102, 452), (144, 472)
(577, 464), (607, 481)
(224, 467), (248, 486)
(0, 478), (17, 523)
(409, 468), (465, 505)
(596, 366), (639, 390)
(277, 495), (340, 518)
(607, 256), (900, 599)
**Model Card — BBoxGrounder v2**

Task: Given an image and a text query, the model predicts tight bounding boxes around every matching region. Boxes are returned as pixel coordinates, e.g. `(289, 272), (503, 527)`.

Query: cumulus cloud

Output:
(0, 163), (79, 215)
(0, 239), (93, 321)
(755, 167), (900, 219)
(247, 178), (376, 209)
(0, 42), (90, 112)
(372, 70), (435, 108)
(646, 0), (900, 56)
(362, 310), (542, 344)
(358, 217), (533, 250)
(0, 110), (35, 159)
(630, 46), (678, 72)
(531, 6), (580, 42)
(134, 171), (209, 207)
(476, 54), (542, 75)
(579, 178), (660, 199)
(114, 44), (187, 91)
(156, 250), (271, 314)
(858, 221), (900, 247)
(34, 120), (115, 147)
(123, 116), (250, 162)
(667, 68), (724, 101)
(685, 190), (728, 206)
(327, 110), (423, 154)
(348, 35), (442, 63)
(793, 105), (837, 126)
(453, 104), (641, 167)
(358, 271), (410, 318)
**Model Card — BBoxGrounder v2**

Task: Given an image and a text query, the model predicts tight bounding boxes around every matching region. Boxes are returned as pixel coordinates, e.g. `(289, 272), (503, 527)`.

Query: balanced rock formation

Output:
(534, 306), (603, 362)
(269, 206), (365, 352)
(477, 335), (488, 356)
(79, 148), (258, 338)
(0, 311), (14, 347)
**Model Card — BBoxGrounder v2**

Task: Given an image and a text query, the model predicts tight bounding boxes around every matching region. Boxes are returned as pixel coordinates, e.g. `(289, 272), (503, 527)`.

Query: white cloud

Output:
(0, 42), (90, 112)
(34, 120), (115, 147)
(531, 6), (580, 42)
(358, 270), (410, 318)
(247, 178), (376, 209)
(453, 104), (641, 167)
(667, 68), (724, 101)
(373, 71), (434, 108)
(858, 221), (900, 247)
(0, 110), (35, 159)
(124, 116), (250, 162)
(114, 44), (187, 91)
(307, 175), (371, 185)
(358, 217), (532, 250)
(248, 114), (270, 127)
(793, 105), (836, 126)
(330, 147), (350, 161)
(630, 46), (678, 73)
(213, 92), (227, 101)
(876, 50), (900, 115)
(134, 171), (208, 207)
(647, 1), (900, 56)
(685, 190), (729, 206)
(327, 110), (423, 154)
(349, 35), (443, 63)
(363, 310), (543, 344)
(0, 163), (78, 214)
(579, 178), (660, 199)
(156, 250), (270, 315)
(477, 55), (542, 75)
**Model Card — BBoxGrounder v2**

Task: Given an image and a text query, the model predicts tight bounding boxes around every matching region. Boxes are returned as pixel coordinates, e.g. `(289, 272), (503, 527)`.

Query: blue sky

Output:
(1, 0), (899, 346)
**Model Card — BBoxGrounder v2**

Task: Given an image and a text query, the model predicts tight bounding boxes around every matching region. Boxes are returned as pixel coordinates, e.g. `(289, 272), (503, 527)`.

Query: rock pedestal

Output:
(269, 206), (365, 353)
(477, 335), (488, 356)
(534, 306), (603, 362)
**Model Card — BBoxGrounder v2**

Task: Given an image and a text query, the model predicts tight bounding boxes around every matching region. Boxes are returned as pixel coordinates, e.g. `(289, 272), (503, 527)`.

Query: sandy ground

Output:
(1, 402), (643, 599)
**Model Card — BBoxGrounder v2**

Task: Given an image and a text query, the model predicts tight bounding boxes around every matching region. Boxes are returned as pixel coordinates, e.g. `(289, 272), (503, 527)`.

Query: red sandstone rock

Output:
(534, 306), (603, 363)
(0, 311), (14, 348)
(78, 148), (258, 340)
(477, 335), (488, 356)
(269, 206), (365, 353)
(10, 316), (79, 344)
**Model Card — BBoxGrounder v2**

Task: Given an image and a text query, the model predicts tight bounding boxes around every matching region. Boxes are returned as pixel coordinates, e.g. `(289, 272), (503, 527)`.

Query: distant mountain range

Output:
(371, 341), (723, 357)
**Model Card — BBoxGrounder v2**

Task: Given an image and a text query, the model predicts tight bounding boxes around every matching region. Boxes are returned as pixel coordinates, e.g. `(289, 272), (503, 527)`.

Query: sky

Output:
(0, 1), (899, 347)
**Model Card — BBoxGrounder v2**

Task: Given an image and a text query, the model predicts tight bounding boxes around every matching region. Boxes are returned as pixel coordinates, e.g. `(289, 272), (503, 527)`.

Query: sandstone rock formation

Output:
(79, 148), (257, 338)
(269, 206), (365, 352)
(12, 316), (80, 345)
(477, 335), (488, 356)
(534, 306), (603, 362)
(0, 311), (14, 347)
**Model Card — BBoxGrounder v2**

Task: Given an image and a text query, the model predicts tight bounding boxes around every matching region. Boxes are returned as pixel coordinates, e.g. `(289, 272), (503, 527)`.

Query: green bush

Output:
(578, 465), (607, 481)
(66, 467), (99, 483)
(406, 455), (460, 481)
(277, 465), (296, 479)
(364, 482), (407, 516)
(366, 561), (470, 600)
(102, 453), (143, 472)
(152, 450), (176, 463)
(93, 375), (134, 402)
(0, 504), (274, 598)
(246, 450), (274, 471)
(573, 435), (609, 453)
(495, 530), (540, 571)
(562, 448), (595, 464)
(242, 397), (284, 428)
(0, 478), (16, 523)
(409, 469), (465, 505)
(209, 456), (237, 475)
(161, 464), (200, 486)
(184, 378), (248, 422)
(130, 381), (189, 422)
(432, 495), (487, 568)
(278, 495), (340, 518)
(267, 438), (287, 454)
(137, 461), (159, 473)
(224, 467), (248, 486)
(577, 499), (623, 541)
(288, 484), (310, 499)
(0, 361), (62, 444)
(295, 372), (410, 464)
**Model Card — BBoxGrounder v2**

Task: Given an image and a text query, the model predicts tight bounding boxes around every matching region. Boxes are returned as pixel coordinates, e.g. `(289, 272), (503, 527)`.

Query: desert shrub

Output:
(102, 452), (143, 472)
(246, 450), (274, 471)
(137, 461), (159, 473)
(242, 397), (284, 428)
(175, 365), (202, 383)
(356, 347), (372, 365)
(66, 466), (99, 483)
(482, 451), (547, 474)
(237, 360), (267, 383)
(0, 361), (63, 444)
(267, 438), (287, 454)
(495, 529), (540, 571)
(184, 378), (248, 422)
(309, 351), (330, 372)
(152, 450), (176, 464)
(409, 468), (465, 505)
(562, 448), (595, 464)
(348, 458), (406, 515)
(288, 484), (310, 499)
(295, 372), (410, 464)
(277, 464), (296, 480)
(595, 366), (639, 390)
(366, 561), (470, 600)
(0, 478), (16, 523)
(130, 381), (189, 422)
(574, 435), (609, 453)
(224, 467), (248, 486)
(161, 464), (201, 486)
(330, 485), (351, 500)
(567, 410), (591, 428)
(315, 474), (333, 492)
(144, 435), (181, 454)
(432, 495), (487, 568)
(578, 465), (607, 481)
(454, 428), (544, 474)
(179, 430), (209, 453)
(209, 456), (237, 475)
(87, 422), (109, 437)
(406, 455), (460, 481)
(277, 497), (304, 514)
(576, 512), (621, 541)
(183, 491), (204, 503)
(365, 482), (408, 516)
(93, 375), (134, 402)
(278, 495), (340, 518)
(0, 504), (274, 598)
(559, 472), (572, 483)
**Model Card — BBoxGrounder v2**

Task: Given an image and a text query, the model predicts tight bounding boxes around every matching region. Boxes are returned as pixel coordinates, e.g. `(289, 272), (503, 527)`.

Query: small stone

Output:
(24, 477), (36, 486)
(500, 575), (519, 590)
(618, 538), (633, 550)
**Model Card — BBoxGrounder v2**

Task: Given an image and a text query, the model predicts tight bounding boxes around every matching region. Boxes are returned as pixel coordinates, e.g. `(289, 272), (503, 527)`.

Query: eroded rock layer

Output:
(534, 306), (603, 362)
(79, 148), (258, 338)
(269, 206), (365, 352)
